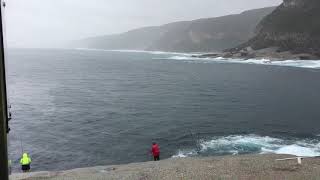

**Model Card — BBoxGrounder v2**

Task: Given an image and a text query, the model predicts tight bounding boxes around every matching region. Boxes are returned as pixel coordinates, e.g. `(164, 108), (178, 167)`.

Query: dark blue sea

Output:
(7, 48), (320, 172)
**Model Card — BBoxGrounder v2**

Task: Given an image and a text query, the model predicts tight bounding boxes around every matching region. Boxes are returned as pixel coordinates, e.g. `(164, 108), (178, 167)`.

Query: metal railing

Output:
(276, 156), (320, 165)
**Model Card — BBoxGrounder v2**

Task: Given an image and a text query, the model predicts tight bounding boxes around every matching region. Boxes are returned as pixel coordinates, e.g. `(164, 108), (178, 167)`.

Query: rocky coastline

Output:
(10, 154), (320, 180)
(193, 47), (320, 61)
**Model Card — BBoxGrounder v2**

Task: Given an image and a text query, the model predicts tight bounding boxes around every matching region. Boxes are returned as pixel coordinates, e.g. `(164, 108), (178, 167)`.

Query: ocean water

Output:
(7, 48), (320, 172)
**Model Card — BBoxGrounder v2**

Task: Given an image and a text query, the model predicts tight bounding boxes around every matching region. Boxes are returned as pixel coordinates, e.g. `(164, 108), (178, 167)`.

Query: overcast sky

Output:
(5, 0), (282, 48)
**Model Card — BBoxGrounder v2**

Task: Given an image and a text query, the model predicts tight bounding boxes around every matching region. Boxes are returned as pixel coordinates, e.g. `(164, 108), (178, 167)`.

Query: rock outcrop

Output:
(235, 0), (320, 58)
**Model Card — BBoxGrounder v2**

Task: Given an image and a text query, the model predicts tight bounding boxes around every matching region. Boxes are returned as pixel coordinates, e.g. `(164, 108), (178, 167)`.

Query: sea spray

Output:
(173, 134), (320, 158)
(162, 55), (320, 69)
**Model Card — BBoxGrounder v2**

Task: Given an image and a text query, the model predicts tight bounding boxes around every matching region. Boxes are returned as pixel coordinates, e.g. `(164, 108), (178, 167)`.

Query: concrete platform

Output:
(10, 154), (320, 180)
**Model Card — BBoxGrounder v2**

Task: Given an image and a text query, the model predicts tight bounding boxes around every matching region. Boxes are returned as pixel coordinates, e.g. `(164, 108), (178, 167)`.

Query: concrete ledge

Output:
(10, 154), (320, 180)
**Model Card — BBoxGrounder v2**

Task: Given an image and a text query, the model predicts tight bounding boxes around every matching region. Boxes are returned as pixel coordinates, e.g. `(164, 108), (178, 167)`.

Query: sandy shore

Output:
(10, 154), (320, 180)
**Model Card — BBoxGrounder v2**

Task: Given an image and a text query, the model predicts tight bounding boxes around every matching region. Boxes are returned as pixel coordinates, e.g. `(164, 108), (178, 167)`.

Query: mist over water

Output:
(6, 0), (282, 48)
(7, 49), (320, 172)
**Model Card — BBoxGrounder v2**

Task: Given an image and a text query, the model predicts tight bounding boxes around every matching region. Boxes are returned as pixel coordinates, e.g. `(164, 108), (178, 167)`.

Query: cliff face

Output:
(283, 0), (309, 8)
(147, 7), (275, 52)
(241, 0), (320, 56)
(74, 7), (275, 52)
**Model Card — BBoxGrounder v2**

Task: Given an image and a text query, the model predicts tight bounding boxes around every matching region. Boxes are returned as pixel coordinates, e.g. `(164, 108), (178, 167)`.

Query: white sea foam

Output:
(74, 48), (320, 69)
(164, 55), (320, 69)
(274, 145), (320, 157)
(74, 48), (108, 52)
(167, 56), (195, 60)
(172, 134), (320, 158)
(172, 150), (198, 158)
(74, 48), (199, 56)
(214, 57), (225, 60)
(228, 58), (320, 69)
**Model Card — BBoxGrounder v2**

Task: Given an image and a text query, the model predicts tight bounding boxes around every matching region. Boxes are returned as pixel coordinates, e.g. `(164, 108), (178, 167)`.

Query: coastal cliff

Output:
(228, 0), (320, 59)
(73, 7), (275, 52)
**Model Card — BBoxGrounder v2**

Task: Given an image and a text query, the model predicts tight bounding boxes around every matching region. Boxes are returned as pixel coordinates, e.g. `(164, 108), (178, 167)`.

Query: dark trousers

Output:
(154, 155), (160, 161)
(21, 164), (30, 172)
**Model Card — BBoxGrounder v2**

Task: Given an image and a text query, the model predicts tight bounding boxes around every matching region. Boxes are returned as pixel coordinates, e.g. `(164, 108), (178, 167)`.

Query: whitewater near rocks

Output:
(162, 54), (320, 69)
(172, 134), (320, 158)
(76, 48), (320, 69)
(9, 48), (320, 172)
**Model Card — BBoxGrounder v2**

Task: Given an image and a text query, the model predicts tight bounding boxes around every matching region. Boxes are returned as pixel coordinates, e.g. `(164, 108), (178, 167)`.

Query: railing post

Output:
(0, 0), (9, 179)
(297, 157), (302, 165)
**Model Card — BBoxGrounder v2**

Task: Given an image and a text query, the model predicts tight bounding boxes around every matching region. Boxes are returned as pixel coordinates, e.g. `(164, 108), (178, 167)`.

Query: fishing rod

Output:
(19, 136), (24, 155)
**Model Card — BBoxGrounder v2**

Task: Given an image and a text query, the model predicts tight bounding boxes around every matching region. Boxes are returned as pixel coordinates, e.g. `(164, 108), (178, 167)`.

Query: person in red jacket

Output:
(151, 142), (160, 161)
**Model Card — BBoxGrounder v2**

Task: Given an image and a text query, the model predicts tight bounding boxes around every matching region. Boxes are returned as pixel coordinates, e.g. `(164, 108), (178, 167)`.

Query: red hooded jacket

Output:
(151, 144), (160, 156)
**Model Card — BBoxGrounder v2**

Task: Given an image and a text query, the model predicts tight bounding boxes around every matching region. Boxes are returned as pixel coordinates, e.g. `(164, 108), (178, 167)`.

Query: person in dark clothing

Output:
(151, 142), (160, 161)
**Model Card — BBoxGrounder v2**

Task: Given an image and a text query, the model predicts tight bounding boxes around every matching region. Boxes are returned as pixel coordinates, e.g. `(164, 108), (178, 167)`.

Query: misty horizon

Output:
(5, 0), (282, 48)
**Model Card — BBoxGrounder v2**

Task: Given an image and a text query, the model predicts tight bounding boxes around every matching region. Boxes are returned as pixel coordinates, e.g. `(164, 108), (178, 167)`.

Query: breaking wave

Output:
(227, 59), (320, 69)
(74, 48), (199, 56)
(172, 134), (320, 158)
(74, 48), (320, 69)
(164, 55), (320, 69)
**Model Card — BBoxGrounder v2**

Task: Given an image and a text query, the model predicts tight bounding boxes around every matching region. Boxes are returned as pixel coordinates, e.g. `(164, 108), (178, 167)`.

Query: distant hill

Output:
(73, 7), (275, 52)
(237, 0), (320, 56)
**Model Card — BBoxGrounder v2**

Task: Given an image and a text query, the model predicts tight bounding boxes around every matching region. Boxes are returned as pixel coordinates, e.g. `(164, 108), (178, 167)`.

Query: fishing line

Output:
(19, 135), (24, 155)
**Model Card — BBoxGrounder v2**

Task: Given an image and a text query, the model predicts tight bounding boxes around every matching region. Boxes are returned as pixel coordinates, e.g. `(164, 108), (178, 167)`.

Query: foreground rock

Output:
(225, 47), (319, 60)
(10, 154), (320, 180)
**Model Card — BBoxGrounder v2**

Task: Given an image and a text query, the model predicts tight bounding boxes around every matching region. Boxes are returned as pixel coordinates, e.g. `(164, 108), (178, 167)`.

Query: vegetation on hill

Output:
(74, 7), (275, 52)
